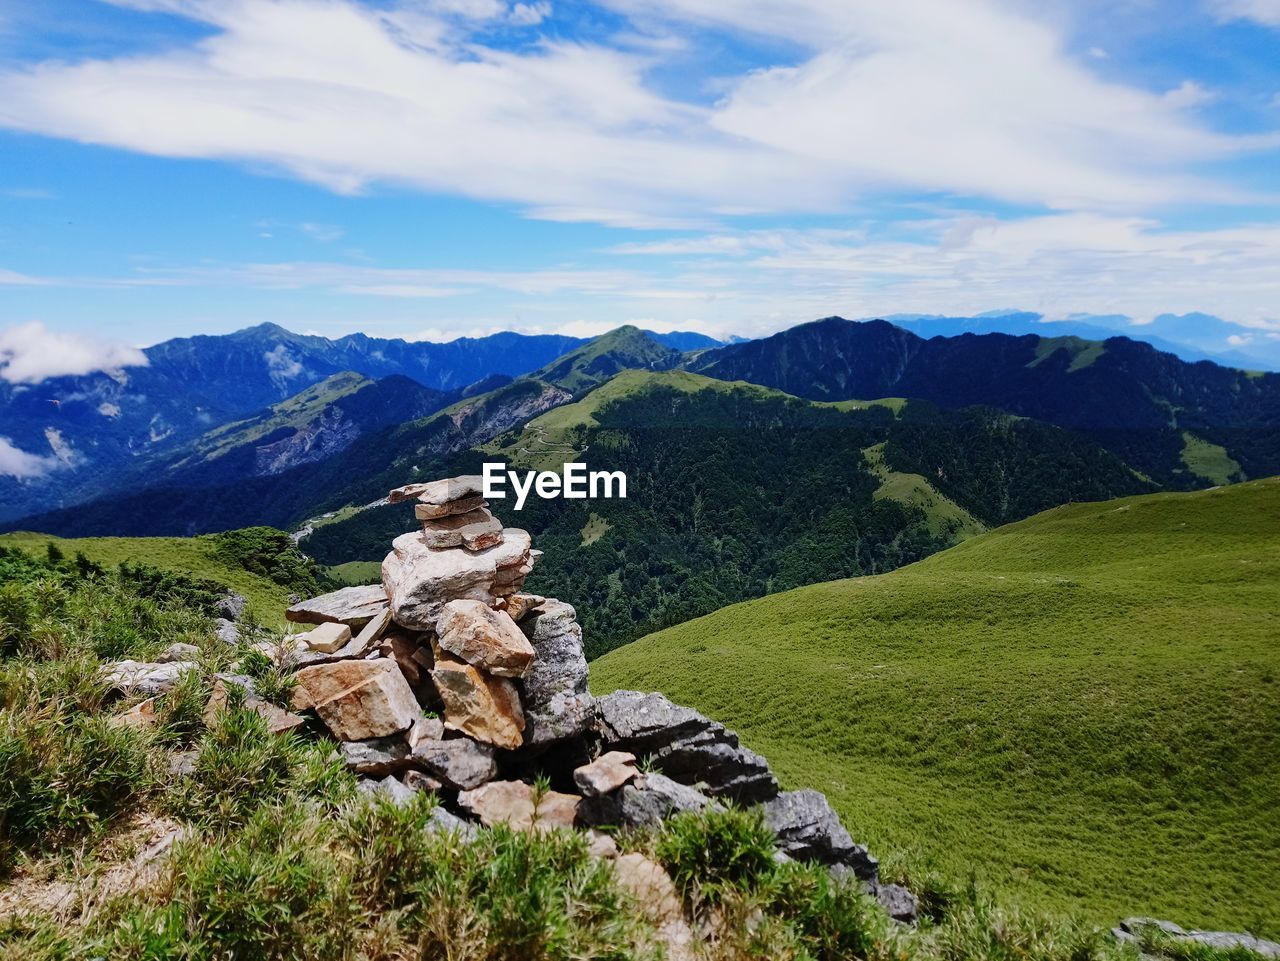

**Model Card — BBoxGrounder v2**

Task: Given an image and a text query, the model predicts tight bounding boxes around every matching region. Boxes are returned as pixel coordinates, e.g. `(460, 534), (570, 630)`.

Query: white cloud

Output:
(0, 322), (149, 384)
(601, 213), (1280, 336)
(1212, 0), (1280, 26)
(0, 437), (61, 480)
(300, 222), (344, 242)
(0, 268), (47, 285)
(0, 0), (1269, 226)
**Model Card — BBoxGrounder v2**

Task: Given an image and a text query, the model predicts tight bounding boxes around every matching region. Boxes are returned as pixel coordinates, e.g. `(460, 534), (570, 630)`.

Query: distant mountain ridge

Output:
(685, 317), (1280, 487)
(0, 323), (726, 522)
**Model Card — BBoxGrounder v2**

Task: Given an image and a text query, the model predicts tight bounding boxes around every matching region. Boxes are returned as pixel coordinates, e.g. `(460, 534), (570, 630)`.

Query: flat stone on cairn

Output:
(418, 508), (505, 551)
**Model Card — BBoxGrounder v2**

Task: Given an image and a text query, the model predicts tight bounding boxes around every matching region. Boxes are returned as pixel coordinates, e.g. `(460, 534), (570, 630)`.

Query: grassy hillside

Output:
(592, 479), (1280, 933)
(0, 531), (299, 622)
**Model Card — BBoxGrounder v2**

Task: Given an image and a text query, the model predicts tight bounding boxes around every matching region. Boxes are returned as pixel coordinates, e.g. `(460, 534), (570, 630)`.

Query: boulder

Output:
(157, 642), (201, 664)
(292, 659), (421, 741)
(357, 774), (418, 807)
(419, 508), (505, 551)
(517, 600), (595, 745)
(430, 656), (525, 750)
(109, 697), (158, 732)
(1114, 919), (1280, 959)
(425, 804), (478, 839)
(763, 790), (878, 881)
(388, 475), (485, 506)
(298, 621), (351, 653)
(435, 600), (535, 677)
(102, 660), (199, 696)
(215, 591), (246, 621)
(403, 770), (444, 793)
(405, 715), (446, 750)
(457, 780), (580, 831)
(611, 854), (695, 961)
(594, 691), (778, 803)
(573, 751), (638, 798)
(340, 735), (413, 776)
(214, 618), (240, 645)
(578, 772), (716, 829)
(411, 736), (497, 790)
(287, 585), (388, 628)
(873, 883), (919, 925)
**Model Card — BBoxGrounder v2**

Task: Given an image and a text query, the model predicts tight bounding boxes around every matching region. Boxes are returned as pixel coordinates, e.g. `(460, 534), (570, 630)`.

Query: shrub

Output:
(164, 706), (348, 830)
(655, 805), (780, 903)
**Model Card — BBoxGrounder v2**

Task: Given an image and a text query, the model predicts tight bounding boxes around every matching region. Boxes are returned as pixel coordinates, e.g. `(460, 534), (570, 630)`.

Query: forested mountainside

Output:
(686, 318), (1280, 486)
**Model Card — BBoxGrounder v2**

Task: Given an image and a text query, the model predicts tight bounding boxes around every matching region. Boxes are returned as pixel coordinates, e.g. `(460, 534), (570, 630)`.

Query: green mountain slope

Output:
(0, 530), (309, 622)
(533, 325), (683, 394)
(591, 479), (1280, 931)
(307, 370), (1150, 655)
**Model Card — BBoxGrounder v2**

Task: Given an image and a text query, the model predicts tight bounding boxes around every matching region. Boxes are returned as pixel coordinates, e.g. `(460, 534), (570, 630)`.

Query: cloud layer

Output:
(0, 437), (60, 480)
(0, 0), (1270, 225)
(0, 322), (149, 384)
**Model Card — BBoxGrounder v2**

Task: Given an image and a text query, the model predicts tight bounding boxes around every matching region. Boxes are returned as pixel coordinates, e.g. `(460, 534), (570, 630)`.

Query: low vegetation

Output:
(0, 526), (328, 623)
(0, 511), (1273, 959)
(592, 479), (1280, 933)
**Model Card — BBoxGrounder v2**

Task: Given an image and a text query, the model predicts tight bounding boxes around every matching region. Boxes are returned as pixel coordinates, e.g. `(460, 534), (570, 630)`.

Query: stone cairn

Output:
(107, 473), (918, 933)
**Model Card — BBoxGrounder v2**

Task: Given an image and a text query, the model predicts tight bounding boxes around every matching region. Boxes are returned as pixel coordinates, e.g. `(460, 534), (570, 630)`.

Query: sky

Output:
(0, 0), (1279, 357)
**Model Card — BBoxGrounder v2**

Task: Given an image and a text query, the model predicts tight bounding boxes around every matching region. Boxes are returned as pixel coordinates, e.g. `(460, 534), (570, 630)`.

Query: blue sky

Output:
(1, 0), (1279, 359)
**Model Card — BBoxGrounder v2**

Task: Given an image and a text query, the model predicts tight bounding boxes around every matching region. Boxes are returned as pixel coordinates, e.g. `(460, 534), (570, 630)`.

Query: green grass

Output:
(0, 532), (295, 623)
(1180, 432), (1242, 486)
(324, 560), (382, 585)
(592, 478), (1280, 935)
(863, 443), (986, 541)
(1029, 336), (1107, 371)
(580, 513), (613, 546)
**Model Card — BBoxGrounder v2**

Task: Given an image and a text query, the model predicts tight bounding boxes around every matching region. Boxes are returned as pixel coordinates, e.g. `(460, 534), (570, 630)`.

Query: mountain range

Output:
(5, 314), (1279, 654)
(0, 323), (719, 523)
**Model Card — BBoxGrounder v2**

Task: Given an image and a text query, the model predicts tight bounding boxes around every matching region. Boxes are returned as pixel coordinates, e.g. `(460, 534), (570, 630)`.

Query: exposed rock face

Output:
(292, 659), (421, 741)
(215, 591), (246, 621)
(872, 883), (919, 925)
(457, 780), (580, 831)
(435, 600), (535, 677)
(518, 600), (595, 746)
(286, 585), (388, 628)
(411, 737), (497, 790)
(102, 660), (199, 696)
(420, 508), (505, 551)
(501, 592), (544, 621)
(763, 790), (878, 881)
(430, 657), (525, 750)
(578, 772), (716, 830)
(574, 751), (638, 798)
(341, 735), (414, 776)
(1114, 919), (1280, 959)
(595, 691), (778, 803)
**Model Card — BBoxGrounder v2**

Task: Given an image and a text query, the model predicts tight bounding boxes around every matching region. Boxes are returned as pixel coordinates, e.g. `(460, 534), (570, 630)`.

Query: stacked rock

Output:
(102, 473), (915, 926)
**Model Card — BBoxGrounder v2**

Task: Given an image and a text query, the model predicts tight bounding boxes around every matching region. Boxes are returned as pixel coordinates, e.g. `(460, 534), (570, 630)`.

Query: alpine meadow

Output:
(3, 0), (1280, 958)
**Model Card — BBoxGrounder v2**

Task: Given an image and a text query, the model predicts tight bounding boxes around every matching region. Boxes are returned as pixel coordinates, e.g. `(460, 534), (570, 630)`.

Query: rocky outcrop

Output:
(594, 690), (778, 803)
(1114, 919), (1280, 958)
(226, 473), (916, 931)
